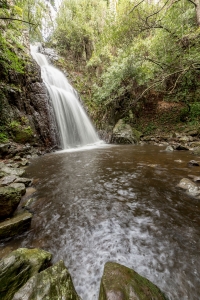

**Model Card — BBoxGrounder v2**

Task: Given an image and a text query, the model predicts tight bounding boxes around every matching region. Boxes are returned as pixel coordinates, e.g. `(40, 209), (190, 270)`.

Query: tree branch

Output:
(0, 17), (35, 25)
(129, 0), (145, 14)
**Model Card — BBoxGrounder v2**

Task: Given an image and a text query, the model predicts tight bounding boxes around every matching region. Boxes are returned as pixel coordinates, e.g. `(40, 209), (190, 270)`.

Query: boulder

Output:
(13, 260), (81, 300)
(1, 166), (25, 177)
(99, 262), (167, 300)
(177, 178), (200, 197)
(111, 119), (142, 144)
(9, 183), (26, 196)
(0, 211), (32, 239)
(165, 145), (174, 152)
(0, 248), (52, 300)
(0, 187), (21, 219)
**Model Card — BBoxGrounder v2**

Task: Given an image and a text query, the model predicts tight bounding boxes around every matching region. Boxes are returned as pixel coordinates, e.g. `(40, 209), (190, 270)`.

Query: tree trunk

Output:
(195, 0), (200, 26)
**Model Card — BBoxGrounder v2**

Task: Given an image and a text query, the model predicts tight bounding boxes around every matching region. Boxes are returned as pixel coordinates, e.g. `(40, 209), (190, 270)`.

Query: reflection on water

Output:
(1, 145), (200, 300)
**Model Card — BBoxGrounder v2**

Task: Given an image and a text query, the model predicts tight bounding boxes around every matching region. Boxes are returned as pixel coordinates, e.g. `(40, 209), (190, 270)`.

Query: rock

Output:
(192, 147), (200, 155)
(188, 175), (200, 182)
(179, 135), (191, 142)
(0, 144), (11, 158)
(177, 178), (200, 197)
(0, 175), (17, 187)
(187, 160), (199, 167)
(0, 171), (6, 178)
(0, 187), (21, 219)
(175, 144), (189, 151)
(99, 262), (167, 300)
(0, 211), (32, 239)
(14, 177), (32, 187)
(111, 119), (142, 144)
(9, 183), (26, 196)
(1, 166), (25, 177)
(165, 145), (174, 152)
(0, 248), (52, 300)
(13, 260), (81, 300)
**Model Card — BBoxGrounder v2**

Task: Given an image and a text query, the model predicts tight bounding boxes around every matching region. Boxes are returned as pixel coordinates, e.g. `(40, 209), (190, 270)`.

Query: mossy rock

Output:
(0, 186), (21, 219)
(99, 262), (167, 300)
(112, 119), (142, 144)
(0, 248), (52, 300)
(13, 260), (81, 300)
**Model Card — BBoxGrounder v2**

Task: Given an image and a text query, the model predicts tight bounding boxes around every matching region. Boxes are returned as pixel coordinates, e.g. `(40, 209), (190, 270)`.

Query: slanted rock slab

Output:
(0, 211), (32, 239)
(1, 166), (25, 177)
(0, 187), (21, 219)
(0, 175), (17, 187)
(13, 260), (81, 300)
(99, 262), (167, 300)
(0, 248), (52, 300)
(14, 177), (32, 187)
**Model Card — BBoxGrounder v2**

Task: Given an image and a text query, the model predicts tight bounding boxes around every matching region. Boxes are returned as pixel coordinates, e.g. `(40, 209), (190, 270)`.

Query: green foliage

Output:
(52, 0), (107, 60)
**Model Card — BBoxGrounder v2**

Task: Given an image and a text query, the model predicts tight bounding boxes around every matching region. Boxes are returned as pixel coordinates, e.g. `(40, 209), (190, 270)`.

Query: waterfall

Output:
(30, 46), (100, 149)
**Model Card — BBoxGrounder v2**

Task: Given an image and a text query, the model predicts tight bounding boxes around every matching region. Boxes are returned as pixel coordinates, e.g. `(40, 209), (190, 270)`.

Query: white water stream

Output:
(30, 46), (100, 149)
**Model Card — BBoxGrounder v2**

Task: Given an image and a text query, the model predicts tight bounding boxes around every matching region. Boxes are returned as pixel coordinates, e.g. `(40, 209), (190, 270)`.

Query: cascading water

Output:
(30, 45), (100, 149)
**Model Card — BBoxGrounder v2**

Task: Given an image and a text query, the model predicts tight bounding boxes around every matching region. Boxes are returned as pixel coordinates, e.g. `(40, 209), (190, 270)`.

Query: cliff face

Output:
(0, 18), (58, 147)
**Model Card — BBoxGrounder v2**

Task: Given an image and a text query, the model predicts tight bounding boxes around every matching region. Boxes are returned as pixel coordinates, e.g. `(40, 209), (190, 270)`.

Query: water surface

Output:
(1, 145), (200, 300)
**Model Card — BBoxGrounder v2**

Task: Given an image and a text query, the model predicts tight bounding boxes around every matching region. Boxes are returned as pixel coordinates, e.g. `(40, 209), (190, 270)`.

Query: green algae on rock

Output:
(13, 260), (81, 300)
(99, 262), (167, 300)
(0, 248), (52, 300)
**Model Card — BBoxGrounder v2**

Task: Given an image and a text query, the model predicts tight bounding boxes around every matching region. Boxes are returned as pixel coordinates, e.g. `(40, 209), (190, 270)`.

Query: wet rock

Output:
(165, 145), (174, 152)
(175, 144), (189, 151)
(9, 183), (26, 196)
(13, 260), (81, 300)
(192, 147), (200, 155)
(177, 178), (200, 197)
(14, 177), (32, 187)
(0, 211), (32, 239)
(188, 175), (200, 182)
(187, 160), (199, 167)
(1, 166), (25, 177)
(0, 248), (52, 300)
(111, 119), (142, 144)
(0, 175), (17, 187)
(0, 144), (11, 158)
(0, 187), (21, 219)
(99, 262), (167, 300)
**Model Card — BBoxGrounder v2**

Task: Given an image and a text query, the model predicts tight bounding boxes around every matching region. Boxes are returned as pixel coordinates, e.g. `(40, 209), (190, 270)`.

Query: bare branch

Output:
(0, 17), (35, 25)
(129, 0), (145, 14)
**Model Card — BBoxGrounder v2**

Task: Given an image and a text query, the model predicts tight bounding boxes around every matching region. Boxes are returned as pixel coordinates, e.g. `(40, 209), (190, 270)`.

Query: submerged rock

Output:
(111, 119), (142, 144)
(13, 260), (81, 300)
(0, 248), (52, 300)
(99, 262), (167, 300)
(0, 187), (21, 219)
(0, 211), (32, 239)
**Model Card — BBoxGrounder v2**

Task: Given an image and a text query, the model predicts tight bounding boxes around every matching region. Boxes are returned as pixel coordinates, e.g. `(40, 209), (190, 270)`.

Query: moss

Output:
(99, 262), (168, 300)
(9, 120), (34, 143)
